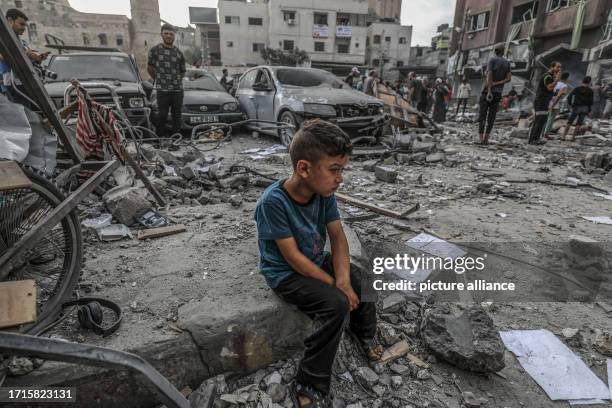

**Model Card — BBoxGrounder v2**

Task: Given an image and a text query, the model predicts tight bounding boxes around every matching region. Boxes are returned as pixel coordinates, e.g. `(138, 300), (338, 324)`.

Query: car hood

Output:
(279, 86), (381, 105)
(44, 81), (142, 98)
(181, 90), (237, 105)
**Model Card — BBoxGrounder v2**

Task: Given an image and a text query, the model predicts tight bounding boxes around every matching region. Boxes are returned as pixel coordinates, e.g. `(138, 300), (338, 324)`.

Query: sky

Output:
(68, 0), (456, 46)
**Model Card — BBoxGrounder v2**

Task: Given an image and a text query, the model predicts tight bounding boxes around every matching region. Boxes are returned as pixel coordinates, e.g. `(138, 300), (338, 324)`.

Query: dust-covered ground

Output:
(45, 116), (612, 407)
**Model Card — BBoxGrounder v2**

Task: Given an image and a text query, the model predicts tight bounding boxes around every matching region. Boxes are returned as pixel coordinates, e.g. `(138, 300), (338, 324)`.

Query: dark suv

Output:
(44, 52), (151, 128)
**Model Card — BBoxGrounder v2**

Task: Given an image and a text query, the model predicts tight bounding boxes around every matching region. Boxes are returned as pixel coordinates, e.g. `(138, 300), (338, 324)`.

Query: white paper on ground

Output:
(592, 192), (612, 201)
(582, 216), (612, 225)
(500, 329), (610, 401)
(568, 399), (606, 405)
(406, 232), (467, 259)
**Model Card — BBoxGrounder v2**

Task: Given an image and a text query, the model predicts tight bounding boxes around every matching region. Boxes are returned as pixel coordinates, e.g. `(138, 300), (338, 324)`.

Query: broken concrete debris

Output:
(420, 304), (506, 373)
(103, 185), (152, 226)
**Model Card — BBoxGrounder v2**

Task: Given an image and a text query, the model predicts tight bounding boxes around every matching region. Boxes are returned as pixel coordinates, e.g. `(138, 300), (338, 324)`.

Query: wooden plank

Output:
(0, 161), (32, 191)
(0, 280), (37, 329)
(137, 224), (187, 240)
(335, 192), (418, 220)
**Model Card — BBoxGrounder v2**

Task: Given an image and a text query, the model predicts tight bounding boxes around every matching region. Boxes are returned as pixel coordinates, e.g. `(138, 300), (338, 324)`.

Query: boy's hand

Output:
(336, 281), (359, 311)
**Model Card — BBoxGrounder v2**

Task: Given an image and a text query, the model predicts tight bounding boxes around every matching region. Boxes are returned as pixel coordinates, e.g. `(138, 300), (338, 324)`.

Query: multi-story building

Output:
(189, 7), (221, 66)
(365, 20), (412, 80)
(402, 24), (451, 79)
(218, 0), (372, 75)
(368, 0), (402, 21)
(0, 0), (161, 73)
(450, 0), (612, 93)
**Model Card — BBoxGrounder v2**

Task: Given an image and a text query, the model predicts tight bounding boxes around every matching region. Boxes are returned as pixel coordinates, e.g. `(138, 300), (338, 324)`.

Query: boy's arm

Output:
(275, 238), (335, 286)
(327, 220), (359, 310)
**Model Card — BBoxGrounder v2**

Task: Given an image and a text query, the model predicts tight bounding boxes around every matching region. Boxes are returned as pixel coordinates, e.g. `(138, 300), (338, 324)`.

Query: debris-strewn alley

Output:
(6, 114), (611, 408)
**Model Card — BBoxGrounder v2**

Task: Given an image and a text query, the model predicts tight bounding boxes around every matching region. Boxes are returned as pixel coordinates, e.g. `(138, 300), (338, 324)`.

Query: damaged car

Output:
(235, 66), (386, 145)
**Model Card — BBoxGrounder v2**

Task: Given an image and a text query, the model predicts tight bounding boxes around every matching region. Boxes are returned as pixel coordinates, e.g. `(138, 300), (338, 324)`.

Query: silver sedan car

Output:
(234, 66), (386, 146)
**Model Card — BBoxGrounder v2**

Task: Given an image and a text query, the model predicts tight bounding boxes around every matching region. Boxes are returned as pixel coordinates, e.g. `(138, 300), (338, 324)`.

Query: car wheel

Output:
(278, 111), (298, 147)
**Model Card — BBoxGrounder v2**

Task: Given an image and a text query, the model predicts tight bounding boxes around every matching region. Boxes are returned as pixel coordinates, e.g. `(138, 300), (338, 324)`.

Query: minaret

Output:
(129, 0), (162, 74)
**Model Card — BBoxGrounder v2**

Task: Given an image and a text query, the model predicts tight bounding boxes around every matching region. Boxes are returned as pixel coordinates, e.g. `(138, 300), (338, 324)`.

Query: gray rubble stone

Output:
(443, 147), (459, 156)
(416, 369), (431, 380)
(593, 330), (612, 356)
(229, 195), (243, 207)
(354, 366), (379, 388)
(180, 163), (198, 180)
(391, 376), (403, 389)
(390, 363), (410, 376)
(412, 141), (436, 153)
(103, 186), (151, 226)
(382, 292), (406, 312)
(584, 152), (607, 169)
(568, 235), (602, 257)
(420, 304), (506, 373)
(264, 371), (282, 386)
(603, 170), (612, 188)
(397, 134), (413, 150)
(372, 385), (386, 397)
(267, 382), (286, 403)
(379, 324), (400, 347)
(332, 397), (346, 408)
(396, 153), (411, 163)
(375, 166), (398, 183)
(410, 152), (427, 162)
(426, 152), (446, 163)
(462, 391), (488, 407)
(508, 128), (529, 139)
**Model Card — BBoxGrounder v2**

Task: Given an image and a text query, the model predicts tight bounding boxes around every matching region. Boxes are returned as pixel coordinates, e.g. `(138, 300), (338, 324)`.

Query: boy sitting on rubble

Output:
(255, 119), (383, 407)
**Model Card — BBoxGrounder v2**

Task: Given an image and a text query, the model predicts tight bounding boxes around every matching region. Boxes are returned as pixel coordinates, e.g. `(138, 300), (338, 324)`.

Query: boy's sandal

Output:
(290, 382), (328, 408)
(360, 337), (384, 362)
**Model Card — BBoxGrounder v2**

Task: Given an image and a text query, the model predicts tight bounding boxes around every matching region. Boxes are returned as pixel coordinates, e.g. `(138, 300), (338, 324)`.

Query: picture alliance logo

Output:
(372, 254), (487, 275)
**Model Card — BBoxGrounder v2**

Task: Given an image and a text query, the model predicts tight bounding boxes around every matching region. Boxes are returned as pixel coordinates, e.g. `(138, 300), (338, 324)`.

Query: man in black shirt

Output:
(528, 61), (561, 145)
(148, 23), (186, 137)
(562, 76), (594, 140)
(478, 45), (512, 145)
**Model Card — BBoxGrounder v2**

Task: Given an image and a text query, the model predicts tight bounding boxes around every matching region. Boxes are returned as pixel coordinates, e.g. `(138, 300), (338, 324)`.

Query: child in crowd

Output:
(563, 76), (594, 140)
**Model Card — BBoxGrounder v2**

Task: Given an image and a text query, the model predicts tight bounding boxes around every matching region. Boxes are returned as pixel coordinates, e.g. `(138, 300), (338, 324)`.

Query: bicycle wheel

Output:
(0, 166), (83, 334)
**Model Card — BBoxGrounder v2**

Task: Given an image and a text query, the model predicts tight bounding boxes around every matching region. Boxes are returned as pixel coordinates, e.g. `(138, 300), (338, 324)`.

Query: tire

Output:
(0, 166), (83, 334)
(278, 110), (298, 147)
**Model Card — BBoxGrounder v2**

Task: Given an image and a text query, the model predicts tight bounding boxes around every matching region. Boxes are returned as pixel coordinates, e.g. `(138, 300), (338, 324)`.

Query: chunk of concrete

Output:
(420, 304), (505, 373)
(374, 166), (397, 183)
(103, 185), (151, 226)
(410, 152), (427, 163)
(382, 292), (406, 313)
(412, 141), (436, 153)
(426, 152), (446, 163)
(603, 170), (612, 188)
(508, 128), (529, 139)
(397, 134), (413, 150)
(177, 292), (311, 376)
(354, 367), (379, 388)
(568, 235), (602, 258)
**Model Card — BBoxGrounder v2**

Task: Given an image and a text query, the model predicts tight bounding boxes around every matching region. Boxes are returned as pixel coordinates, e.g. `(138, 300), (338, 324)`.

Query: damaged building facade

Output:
(449, 0), (612, 97)
(0, 0), (161, 71)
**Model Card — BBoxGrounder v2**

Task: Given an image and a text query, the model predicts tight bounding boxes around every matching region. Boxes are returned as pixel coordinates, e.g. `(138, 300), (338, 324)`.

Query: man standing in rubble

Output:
(528, 61), (562, 145)
(477, 45), (512, 145)
(147, 23), (186, 137)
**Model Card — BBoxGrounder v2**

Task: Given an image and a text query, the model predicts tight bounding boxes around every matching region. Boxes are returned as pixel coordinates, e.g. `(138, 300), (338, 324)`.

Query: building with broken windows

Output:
(0, 0), (161, 72)
(449, 0), (612, 97)
(402, 24), (452, 80)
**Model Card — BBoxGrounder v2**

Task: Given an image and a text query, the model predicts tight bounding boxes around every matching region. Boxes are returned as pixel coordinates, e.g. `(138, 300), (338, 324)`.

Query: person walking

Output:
(147, 23), (186, 137)
(543, 71), (570, 139)
(432, 78), (449, 123)
(478, 45), (512, 145)
(456, 79), (471, 116)
(220, 68), (231, 91)
(364, 70), (378, 96)
(344, 67), (360, 89)
(563, 76), (594, 140)
(407, 72), (423, 108)
(591, 80), (604, 119)
(528, 61), (562, 145)
(603, 80), (612, 119)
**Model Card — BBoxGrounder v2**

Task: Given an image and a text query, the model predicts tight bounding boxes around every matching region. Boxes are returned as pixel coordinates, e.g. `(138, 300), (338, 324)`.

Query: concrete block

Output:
(374, 166), (397, 183)
(410, 152), (427, 163)
(103, 185), (151, 226)
(412, 141), (436, 153)
(426, 152), (446, 163)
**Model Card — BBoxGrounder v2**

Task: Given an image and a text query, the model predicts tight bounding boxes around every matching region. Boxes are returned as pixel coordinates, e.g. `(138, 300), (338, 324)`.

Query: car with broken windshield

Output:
(43, 51), (151, 128)
(150, 69), (245, 130)
(235, 66), (386, 146)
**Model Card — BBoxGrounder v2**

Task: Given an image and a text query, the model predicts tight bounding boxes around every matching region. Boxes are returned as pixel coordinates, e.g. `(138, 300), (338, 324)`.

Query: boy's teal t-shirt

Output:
(254, 180), (341, 288)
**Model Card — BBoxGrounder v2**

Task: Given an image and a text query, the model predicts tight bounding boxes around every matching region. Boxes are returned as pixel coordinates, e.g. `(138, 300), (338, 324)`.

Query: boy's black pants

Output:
(478, 91), (502, 134)
(273, 256), (376, 395)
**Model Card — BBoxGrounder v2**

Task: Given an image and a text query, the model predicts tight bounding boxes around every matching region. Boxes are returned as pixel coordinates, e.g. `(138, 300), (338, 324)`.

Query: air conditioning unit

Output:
(287, 19), (295, 26)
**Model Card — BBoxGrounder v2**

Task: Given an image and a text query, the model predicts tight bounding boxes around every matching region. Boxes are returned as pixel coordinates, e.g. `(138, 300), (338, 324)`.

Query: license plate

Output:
(189, 115), (219, 124)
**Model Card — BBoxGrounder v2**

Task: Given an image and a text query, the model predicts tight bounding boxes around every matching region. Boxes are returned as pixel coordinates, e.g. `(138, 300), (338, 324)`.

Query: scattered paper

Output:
(406, 233), (467, 259)
(582, 216), (612, 225)
(500, 329), (610, 401)
(97, 224), (133, 241)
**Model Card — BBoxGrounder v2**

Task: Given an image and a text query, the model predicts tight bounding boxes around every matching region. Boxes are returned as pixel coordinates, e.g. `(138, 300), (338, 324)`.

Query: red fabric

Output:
(75, 86), (124, 162)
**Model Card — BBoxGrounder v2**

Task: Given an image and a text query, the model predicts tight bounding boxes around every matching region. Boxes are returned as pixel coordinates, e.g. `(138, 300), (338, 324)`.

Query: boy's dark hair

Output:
(561, 72), (570, 80)
(161, 23), (176, 32)
(494, 45), (504, 56)
(6, 8), (28, 21)
(582, 76), (592, 84)
(289, 119), (352, 168)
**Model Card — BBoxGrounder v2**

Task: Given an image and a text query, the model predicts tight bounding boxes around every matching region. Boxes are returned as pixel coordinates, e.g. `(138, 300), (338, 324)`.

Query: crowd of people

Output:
(343, 45), (612, 146)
